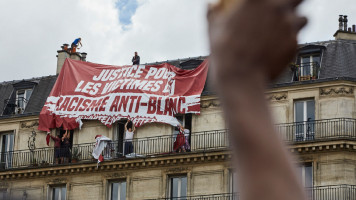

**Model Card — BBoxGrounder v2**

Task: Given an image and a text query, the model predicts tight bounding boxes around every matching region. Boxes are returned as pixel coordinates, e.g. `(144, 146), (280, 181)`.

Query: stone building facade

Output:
(1, 16), (356, 200)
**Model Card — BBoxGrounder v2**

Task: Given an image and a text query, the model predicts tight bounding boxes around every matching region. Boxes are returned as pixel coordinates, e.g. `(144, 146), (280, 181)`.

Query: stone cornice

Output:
(0, 150), (230, 181)
(288, 140), (356, 154)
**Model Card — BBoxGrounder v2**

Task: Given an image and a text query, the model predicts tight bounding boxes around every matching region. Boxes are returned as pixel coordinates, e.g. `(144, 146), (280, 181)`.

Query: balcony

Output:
(0, 129), (228, 170)
(2, 97), (28, 115)
(147, 193), (238, 200)
(276, 118), (356, 143)
(292, 62), (320, 81)
(147, 185), (356, 200)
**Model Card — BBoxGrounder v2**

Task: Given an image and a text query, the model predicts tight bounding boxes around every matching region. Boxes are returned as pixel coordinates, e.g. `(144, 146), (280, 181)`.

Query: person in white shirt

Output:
(124, 120), (135, 155)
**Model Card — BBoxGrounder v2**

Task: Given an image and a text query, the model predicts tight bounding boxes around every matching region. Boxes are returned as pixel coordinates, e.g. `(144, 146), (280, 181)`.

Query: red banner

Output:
(38, 58), (208, 132)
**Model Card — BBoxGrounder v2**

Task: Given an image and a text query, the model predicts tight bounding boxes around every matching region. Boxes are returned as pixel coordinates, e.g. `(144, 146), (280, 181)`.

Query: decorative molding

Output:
(165, 167), (190, 174)
(267, 93), (288, 101)
(105, 172), (127, 179)
(201, 99), (220, 108)
(320, 86), (354, 97)
(47, 178), (67, 184)
(20, 121), (39, 129)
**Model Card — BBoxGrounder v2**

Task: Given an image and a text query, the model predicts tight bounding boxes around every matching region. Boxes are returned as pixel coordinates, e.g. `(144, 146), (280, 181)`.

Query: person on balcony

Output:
(48, 133), (61, 164)
(61, 130), (71, 164)
(173, 124), (190, 153)
(132, 52), (140, 65)
(124, 120), (135, 156)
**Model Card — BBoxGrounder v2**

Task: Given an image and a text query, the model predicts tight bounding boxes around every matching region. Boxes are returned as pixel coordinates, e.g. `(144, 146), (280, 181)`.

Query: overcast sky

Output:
(0, 0), (355, 82)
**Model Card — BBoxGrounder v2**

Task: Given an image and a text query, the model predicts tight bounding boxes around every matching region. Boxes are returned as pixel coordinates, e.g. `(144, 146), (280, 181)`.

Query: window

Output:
(297, 163), (313, 187)
(0, 189), (8, 200)
(16, 89), (32, 113)
(169, 176), (187, 199)
(173, 114), (192, 152)
(109, 180), (126, 200)
(294, 100), (315, 141)
(0, 131), (14, 169)
(50, 185), (66, 200)
(229, 170), (238, 194)
(296, 54), (320, 81)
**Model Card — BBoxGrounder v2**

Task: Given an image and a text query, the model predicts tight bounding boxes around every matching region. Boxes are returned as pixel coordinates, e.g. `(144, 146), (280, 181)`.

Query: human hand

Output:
(208, 0), (307, 81)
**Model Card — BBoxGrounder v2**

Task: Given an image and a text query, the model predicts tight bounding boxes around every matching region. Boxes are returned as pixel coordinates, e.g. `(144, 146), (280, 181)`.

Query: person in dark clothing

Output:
(49, 134), (61, 164)
(61, 130), (71, 164)
(71, 37), (82, 53)
(132, 52), (140, 65)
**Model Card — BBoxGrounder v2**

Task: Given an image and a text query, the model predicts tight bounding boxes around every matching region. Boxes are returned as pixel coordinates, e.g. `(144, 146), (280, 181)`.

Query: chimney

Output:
(343, 15), (348, 31)
(56, 44), (85, 74)
(56, 44), (70, 74)
(339, 15), (343, 30)
(81, 52), (87, 61)
(334, 15), (356, 41)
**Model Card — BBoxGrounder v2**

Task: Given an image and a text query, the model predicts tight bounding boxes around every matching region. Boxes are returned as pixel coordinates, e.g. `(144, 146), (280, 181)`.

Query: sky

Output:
(0, 0), (355, 82)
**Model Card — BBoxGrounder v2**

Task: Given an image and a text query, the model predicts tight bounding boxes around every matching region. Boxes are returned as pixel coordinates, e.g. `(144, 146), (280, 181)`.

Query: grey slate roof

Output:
(0, 76), (57, 117)
(273, 39), (356, 86)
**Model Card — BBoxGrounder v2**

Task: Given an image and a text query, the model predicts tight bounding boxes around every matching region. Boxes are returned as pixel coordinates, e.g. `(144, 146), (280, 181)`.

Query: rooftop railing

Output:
(276, 118), (356, 143)
(0, 129), (228, 170)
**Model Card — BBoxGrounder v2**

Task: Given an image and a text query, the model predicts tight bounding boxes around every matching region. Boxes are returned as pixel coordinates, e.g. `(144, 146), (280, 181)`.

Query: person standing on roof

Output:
(132, 52), (140, 65)
(71, 37), (82, 53)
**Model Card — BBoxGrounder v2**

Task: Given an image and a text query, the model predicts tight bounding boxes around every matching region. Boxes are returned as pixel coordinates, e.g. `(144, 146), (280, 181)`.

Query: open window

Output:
(173, 114), (192, 152)
(16, 88), (33, 114)
(292, 45), (325, 81)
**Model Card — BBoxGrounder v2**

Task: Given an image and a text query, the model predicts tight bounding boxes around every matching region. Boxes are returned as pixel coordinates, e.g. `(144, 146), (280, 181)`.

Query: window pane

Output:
(171, 178), (178, 198)
(295, 102), (304, 122)
(26, 89), (33, 101)
(61, 187), (66, 200)
(181, 177), (187, 198)
(306, 101), (315, 121)
(120, 182), (126, 200)
(305, 165), (313, 187)
(53, 188), (59, 200)
(111, 183), (118, 200)
(312, 56), (320, 64)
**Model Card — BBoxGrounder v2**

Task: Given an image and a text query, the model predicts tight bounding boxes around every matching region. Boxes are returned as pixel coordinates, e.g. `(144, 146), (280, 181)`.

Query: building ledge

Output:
(0, 150), (230, 180)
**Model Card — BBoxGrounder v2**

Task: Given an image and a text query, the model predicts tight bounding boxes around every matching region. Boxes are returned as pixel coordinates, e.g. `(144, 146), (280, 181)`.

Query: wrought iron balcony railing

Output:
(2, 97), (29, 115)
(0, 129), (228, 170)
(292, 62), (320, 81)
(276, 118), (356, 143)
(147, 185), (356, 200)
(147, 193), (238, 200)
(305, 185), (356, 200)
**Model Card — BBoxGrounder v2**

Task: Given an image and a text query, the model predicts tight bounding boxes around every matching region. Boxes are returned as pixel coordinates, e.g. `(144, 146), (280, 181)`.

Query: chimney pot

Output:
(343, 15), (348, 31)
(339, 15), (344, 30)
(353, 25), (356, 33)
(81, 52), (87, 61)
(348, 27), (352, 32)
(63, 43), (69, 51)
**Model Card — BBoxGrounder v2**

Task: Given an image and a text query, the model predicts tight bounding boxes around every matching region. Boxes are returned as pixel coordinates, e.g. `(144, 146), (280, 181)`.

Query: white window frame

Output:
(16, 88), (33, 112)
(169, 175), (187, 199)
(49, 185), (67, 200)
(294, 100), (315, 141)
(300, 54), (320, 77)
(108, 180), (127, 200)
(0, 131), (15, 169)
